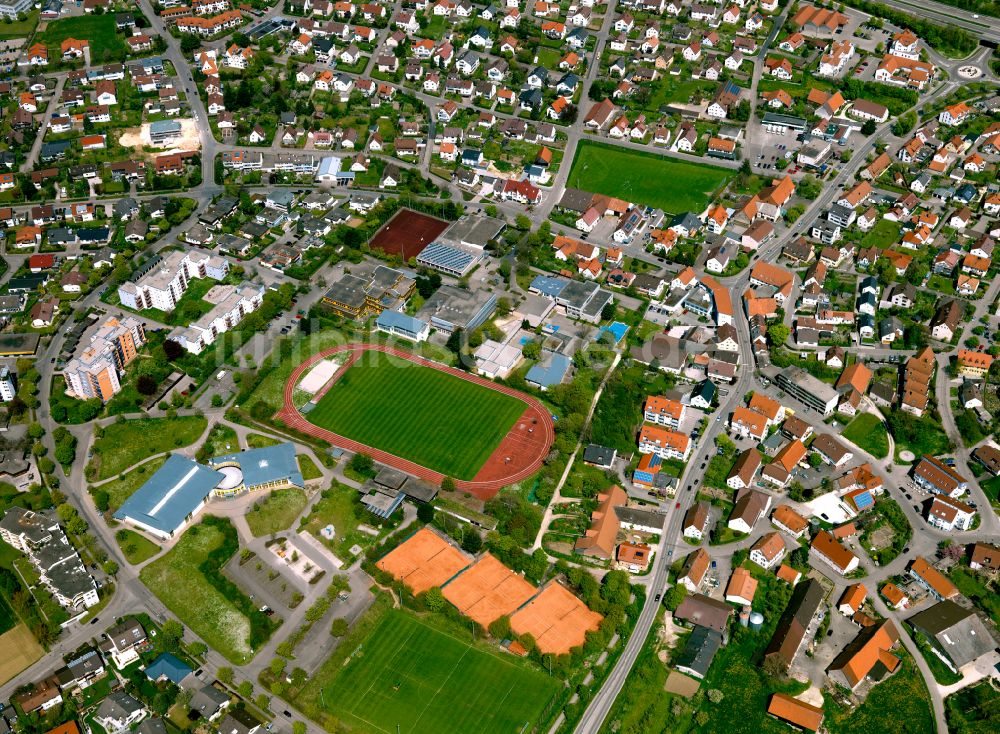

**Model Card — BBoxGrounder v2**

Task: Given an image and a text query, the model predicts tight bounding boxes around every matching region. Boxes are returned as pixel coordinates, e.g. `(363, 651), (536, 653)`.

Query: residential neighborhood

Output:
(0, 0), (998, 733)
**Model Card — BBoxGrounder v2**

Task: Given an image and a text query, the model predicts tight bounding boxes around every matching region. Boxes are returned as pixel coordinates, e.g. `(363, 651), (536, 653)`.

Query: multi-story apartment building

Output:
(64, 316), (147, 402)
(0, 507), (99, 609)
(643, 395), (686, 429)
(638, 424), (691, 461)
(167, 283), (265, 354)
(118, 250), (229, 312)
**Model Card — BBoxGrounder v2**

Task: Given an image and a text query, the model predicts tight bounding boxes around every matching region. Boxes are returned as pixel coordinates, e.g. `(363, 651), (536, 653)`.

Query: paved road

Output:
(880, 0), (1000, 43)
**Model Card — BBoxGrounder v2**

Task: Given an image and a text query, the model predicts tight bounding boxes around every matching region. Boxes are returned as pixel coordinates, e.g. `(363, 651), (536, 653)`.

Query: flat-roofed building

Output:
(775, 366), (840, 415)
(323, 265), (415, 319)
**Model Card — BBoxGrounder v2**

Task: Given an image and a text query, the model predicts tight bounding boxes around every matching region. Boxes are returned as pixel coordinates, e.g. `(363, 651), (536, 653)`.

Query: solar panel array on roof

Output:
(416, 242), (479, 276)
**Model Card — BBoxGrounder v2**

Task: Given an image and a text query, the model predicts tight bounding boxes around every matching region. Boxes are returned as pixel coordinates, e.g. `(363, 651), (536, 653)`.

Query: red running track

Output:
(277, 343), (555, 500)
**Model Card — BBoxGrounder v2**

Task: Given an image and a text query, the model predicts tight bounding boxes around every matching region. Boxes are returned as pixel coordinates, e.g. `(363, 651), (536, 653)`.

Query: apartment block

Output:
(118, 250), (229, 312)
(0, 507), (99, 609)
(167, 283), (265, 354)
(64, 316), (147, 402)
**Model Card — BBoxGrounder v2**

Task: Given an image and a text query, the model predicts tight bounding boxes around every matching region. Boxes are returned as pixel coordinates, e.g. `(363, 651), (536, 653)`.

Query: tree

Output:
(270, 658), (286, 677)
(27, 423), (44, 440)
(161, 620), (184, 652)
(601, 301), (616, 321)
(425, 587), (446, 612)
(768, 323), (790, 346)
(103, 560), (119, 576)
(521, 340), (541, 360)
(488, 615), (511, 640)
(330, 618), (349, 637)
(440, 477), (456, 492)
(417, 503), (435, 523)
(163, 339), (184, 361)
(798, 175), (822, 199)
(515, 214), (531, 231)
(188, 642), (208, 657)
(707, 689), (724, 703)
(349, 452), (374, 476)
(460, 531), (482, 554)
(861, 119), (878, 135)
(238, 681), (254, 700)
(663, 583), (687, 611)
(211, 394), (224, 408)
(446, 328), (464, 354)
(292, 723), (306, 734)
(217, 667), (234, 685)
(179, 34), (201, 53)
(94, 491), (110, 513)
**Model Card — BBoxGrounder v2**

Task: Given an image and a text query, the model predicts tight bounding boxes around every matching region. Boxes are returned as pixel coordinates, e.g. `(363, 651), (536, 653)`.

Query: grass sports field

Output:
(317, 609), (559, 734)
(567, 141), (732, 214)
(306, 352), (524, 480)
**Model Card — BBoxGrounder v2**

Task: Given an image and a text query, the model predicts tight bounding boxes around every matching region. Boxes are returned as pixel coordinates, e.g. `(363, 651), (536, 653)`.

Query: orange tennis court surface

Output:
(442, 553), (537, 628)
(376, 527), (471, 595)
(510, 582), (604, 655)
(378, 528), (602, 655)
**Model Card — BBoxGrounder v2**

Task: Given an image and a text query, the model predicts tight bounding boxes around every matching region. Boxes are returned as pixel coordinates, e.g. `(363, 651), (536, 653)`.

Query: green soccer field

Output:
(567, 141), (732, 214)
(318, 610), (560, 734)
(305, 352), (525, 480)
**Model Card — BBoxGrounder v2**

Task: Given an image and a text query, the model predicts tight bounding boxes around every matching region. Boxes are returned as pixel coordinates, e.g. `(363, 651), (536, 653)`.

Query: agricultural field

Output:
(304, 608), (560, 734)
(842, 414), (889, 459)
(306, 351), (524, 480)
(87, 416), (208, 481)
(567, 141), (732, 214)
(139, 518), (277, 663)
(0, 624), (45, 685)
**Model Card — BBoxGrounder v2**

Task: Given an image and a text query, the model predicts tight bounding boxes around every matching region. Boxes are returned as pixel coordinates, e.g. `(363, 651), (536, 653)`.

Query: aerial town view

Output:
(0, 0), (1000, 731)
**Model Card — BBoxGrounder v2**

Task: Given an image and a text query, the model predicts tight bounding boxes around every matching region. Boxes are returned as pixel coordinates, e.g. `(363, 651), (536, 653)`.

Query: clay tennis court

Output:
(442, 552), (537, 628)
(279, 343), (555, 499)
(377, 530), (602, 655)
(368, 208), (450, 260)
(376, 527), (471, 594)
(509, 582), (604, 655)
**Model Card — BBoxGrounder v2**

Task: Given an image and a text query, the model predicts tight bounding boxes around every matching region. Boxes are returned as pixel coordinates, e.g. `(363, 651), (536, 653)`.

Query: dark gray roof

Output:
(675, 624), (722, 677)
(583, 444), (616, 467)
(908, 600), (996, 668)
(675, 593), (733, 634)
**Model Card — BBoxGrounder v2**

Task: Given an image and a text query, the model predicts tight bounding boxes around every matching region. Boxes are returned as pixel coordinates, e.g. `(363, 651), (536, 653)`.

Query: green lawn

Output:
(885, 410), (952, 462)
(306, 351), (525, 480)
(297, 454), (322, 480)
(0, 10), (39, 40)
(139, 518), (275, 663)
(245, 488), (308, 537)
(947, 681), (1000, 733)
(823, 657), (934, 734)
(567, 141), (732, 214)
(38, 14), (126, 61)
(860, 219), (902, 249)
(948, 567), (1000, 627)
(302, 483), (396, 563)
(196, 423), (239, 462)
(88, 416), (208, 481)
(842, 414), (889, 459)
(306, 608), (560, 734)
(92, 455), (168, 511)
(115, 529), (160, 566)
(246, 433), (281, 449)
